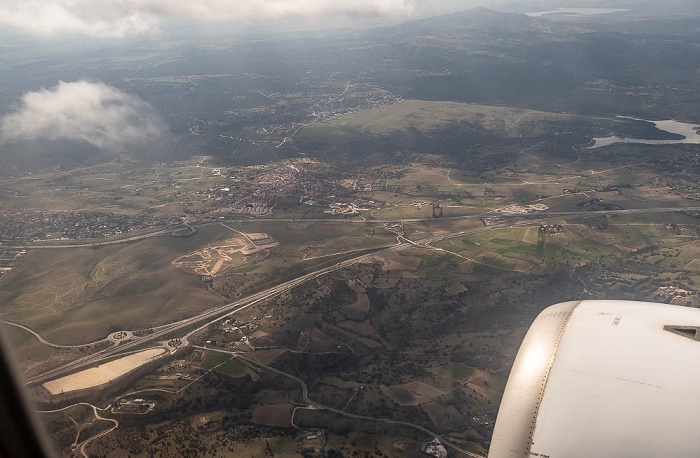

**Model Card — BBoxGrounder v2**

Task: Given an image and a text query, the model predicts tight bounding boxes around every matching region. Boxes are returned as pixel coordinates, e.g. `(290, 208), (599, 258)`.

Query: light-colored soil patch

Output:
(250, 402), (294, 427)
(172, 233), (276, 276)
(251, 330), (269, 339)
(246, 233), (279, 246)
(191, 411), (227, 429)
(172, 238), (246, 275)
(522, 227), (539, 244)
(44, 348), (165, 395)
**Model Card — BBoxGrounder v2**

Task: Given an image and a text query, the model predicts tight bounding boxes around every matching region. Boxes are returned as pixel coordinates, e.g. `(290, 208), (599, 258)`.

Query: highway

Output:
(7, 206), (700, 250)
(21, 205), (700, 457)
(2, 227), (181, 250)
(24, 218), (537, 384)
(25, 206), (700, 385)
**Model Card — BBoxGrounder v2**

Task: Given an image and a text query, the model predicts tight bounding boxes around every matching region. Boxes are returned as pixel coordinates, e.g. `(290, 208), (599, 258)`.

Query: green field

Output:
(0, 158), (228, 217)
(298, 99), (609, 140)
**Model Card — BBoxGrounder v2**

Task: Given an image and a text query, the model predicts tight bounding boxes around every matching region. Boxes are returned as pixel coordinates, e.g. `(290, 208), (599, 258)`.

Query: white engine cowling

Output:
(489, 300), (700, 458)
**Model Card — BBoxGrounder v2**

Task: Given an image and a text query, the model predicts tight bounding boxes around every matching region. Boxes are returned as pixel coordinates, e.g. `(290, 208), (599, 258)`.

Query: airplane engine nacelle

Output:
(489, 300), (700, 458)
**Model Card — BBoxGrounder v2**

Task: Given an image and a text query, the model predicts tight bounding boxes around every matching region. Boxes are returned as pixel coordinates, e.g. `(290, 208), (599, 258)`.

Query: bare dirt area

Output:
(245, 233), (279, 250)
(172, 232), (276, 276)
(43, 348), (166, 395)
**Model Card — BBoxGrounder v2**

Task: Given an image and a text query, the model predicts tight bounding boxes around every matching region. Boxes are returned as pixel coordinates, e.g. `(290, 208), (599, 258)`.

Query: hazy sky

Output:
(0, 0), (629, 38)
(0, 0), (674, 157)
(0, 0), (417, 38)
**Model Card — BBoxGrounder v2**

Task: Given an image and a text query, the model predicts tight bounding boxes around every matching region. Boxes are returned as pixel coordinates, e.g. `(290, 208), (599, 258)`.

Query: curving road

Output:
(76, 404), (118, 458)
(37, 402), (117, 458)
(199, 346), (484, 458)
(6, 206), (700, 250)
(26, 207), (700, 385)
(1, 321), (110, 349)
(21, 206), (700, 456)
(25, 218), (523, 384)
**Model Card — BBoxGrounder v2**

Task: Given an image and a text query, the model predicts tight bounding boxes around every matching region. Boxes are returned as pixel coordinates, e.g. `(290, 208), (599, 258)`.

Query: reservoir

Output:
(590, 119), (700, 148)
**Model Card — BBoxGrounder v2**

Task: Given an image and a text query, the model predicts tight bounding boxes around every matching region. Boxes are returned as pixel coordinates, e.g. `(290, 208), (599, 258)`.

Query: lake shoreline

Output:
(590, 119), (700, 148)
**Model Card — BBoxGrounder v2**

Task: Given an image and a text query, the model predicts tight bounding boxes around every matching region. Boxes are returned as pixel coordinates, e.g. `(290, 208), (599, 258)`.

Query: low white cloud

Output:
(1, 81), (165, 151)
(140, 0), (417, 20)
(0, 0), (418, 38)
(0, 2), (157, 38)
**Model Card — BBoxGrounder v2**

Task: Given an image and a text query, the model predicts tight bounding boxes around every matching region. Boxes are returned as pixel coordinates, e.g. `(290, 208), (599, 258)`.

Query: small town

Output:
(2, 3), (700, 457)
(0, 209), (175, 243)
(0, 248), (26, 279)
(188, 161), (383, 219)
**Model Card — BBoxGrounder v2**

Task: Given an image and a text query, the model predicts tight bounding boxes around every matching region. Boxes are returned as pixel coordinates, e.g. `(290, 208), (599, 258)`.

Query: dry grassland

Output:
(522, 227), (539, 244)
(248, 348), (286, 365)
(250, 402), (294, 427)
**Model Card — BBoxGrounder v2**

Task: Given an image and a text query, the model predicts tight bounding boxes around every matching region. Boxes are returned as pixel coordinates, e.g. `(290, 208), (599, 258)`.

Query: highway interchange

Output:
(14, 206), (700, 457)
(25, 205), (700, 385)
(7, 206), (700, 251)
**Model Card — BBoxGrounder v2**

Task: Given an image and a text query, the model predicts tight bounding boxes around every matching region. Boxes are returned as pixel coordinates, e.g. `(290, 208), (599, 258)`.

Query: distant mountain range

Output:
(1, 7), (698, 172)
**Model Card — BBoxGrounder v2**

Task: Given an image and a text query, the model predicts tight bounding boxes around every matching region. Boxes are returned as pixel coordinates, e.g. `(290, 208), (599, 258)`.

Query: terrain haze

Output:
(0, 2), (698, 457)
